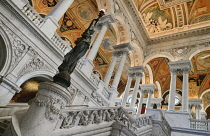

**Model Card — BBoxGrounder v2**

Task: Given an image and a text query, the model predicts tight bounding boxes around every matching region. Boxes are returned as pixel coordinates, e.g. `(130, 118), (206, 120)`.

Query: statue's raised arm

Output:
(53, 10), (105, 88)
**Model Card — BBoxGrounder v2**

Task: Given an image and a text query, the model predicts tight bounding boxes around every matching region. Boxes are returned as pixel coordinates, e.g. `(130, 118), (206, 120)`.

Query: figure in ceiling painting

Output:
(142, 3), (172, 34)
(78, 5), (93, 20)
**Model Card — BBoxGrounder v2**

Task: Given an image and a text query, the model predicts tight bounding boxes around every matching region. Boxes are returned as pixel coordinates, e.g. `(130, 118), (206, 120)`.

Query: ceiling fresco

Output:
(135, 0), (210, 37)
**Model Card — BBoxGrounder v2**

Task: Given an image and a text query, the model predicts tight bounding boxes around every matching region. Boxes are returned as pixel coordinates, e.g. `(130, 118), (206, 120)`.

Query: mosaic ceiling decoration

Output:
(136, 0), (210, 36)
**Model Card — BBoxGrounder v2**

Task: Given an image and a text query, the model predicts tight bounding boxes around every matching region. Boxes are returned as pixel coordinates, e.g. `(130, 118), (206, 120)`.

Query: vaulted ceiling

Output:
(134, 0), (210, 38)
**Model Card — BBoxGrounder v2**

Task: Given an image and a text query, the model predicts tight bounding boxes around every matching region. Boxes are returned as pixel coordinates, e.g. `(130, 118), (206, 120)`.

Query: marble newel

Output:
(20, 82), (71, 136)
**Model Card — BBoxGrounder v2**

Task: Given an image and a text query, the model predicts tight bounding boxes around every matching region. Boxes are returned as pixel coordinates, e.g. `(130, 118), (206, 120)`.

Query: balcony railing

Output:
(60, 107), (153, 133)
(21, 4), (43, 27)
(190, 119), (210, 131)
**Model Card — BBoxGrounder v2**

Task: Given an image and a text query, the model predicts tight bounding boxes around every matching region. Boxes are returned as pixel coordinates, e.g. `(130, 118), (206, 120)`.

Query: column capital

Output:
(139, 84), (156, 91)
(128, 72), (135, 78)
(128, 66), (145, 73)
(140, 89), (147, 94)
(135, 72), (143, 78)
(182, 68), (191, 74)
(112, 42), (133, 52)
(97, 14), (116, 30)
(195, 104), (202, 110)
(170, 68), (178, 75)
(148, 90), (154, 94)
(168, 60), (192, 72)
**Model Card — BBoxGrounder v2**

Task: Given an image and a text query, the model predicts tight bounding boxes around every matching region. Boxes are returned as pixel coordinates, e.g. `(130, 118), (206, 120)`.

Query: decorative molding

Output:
(0, 21), (28, 71)
(91, 91), (109, 106)
(18, 55), (50, 78)
(60, 107), (153, 134)
(32, 95), (65, 122)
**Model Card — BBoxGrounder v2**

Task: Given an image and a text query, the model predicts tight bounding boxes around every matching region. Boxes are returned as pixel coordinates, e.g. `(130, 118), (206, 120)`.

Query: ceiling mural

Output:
(135, 0), (210, 37)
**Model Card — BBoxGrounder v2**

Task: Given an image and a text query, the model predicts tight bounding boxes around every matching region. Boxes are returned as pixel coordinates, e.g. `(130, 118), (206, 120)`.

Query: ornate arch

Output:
(0, 26), (13, 76)
(130, 41), (144, 67)
(143, 52), (175, 67)
(16, 70), (54, 87)
(184, 46), (210, 60)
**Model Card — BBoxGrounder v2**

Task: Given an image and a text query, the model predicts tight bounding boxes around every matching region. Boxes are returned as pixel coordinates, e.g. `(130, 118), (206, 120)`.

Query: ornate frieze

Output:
(60, 107), (153, 133)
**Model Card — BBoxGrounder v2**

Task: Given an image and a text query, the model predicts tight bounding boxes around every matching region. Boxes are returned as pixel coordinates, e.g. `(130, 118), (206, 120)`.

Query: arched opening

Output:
(10, 76), (51, 103)
(0, 35), (7, 73)
(205, 105), (210, 119)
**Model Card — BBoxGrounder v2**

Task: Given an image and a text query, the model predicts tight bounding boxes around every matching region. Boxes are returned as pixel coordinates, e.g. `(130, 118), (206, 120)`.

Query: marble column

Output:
(182, 68), (190, 112)
(122, 72), (134, 107)
(146, 90), (154, 109)
(130, 73), (142, 108)
(46, 0), (74, 22)
(109, 43), (132, 106)
(20, 82), (71, 136)
(111, 51), (128, 89)
(40, 0), (74, 38)
(168, 60), (192, 111)
(128, 66), (145, 109)
(81, 14), (115, 78)
(87, 14), (115, 61)
(195, 105), (202, 119)
(137, 89), (146, 114)
(104, 52), (119, 87)
(168, 69), (178, 111)
(87, 22), (109, 60)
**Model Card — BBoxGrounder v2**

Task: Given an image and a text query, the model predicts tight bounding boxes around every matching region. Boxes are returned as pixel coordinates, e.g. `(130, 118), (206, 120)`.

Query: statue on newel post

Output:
(53, 10), (105, 88)
(15, 10), (105, 136)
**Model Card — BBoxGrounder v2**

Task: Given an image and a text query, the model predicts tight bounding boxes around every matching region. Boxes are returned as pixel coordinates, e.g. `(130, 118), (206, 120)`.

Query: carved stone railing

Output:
(21, 4), (43, 27)
(60, 107), (153, 133)
(160, 112), (171, 134)
(102, 87), (111, 100)
(90, 72), (100, 86)
(51, 33), (71, 54)
(190, 119), (210, 131)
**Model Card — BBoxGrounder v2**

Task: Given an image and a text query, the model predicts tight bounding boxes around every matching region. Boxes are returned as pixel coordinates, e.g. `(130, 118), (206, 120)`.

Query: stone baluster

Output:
(195, 105), (202, 119)
(130, 73), (142, 108)
(182, 68), (191, 112)
(104, 51), (120, 87)
(168, 68), (178, 111)
(40, 0), (74, 38)
(19, 82), (71, 136)
(122, 72), (134, 107)
(137, 89), (147, 114)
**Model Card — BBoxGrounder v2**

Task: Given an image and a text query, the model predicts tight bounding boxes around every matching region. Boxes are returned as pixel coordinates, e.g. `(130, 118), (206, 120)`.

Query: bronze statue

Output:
(53, 10), (105, 88)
